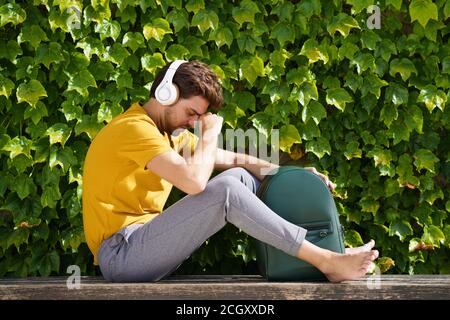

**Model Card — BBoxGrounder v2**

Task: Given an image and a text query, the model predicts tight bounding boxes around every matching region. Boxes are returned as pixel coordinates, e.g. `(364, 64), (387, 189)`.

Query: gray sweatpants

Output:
(97, 167), (307, 282)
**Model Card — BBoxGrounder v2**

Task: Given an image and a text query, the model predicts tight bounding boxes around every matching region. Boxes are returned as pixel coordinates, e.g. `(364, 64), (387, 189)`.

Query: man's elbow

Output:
(184, 179), (207, 195)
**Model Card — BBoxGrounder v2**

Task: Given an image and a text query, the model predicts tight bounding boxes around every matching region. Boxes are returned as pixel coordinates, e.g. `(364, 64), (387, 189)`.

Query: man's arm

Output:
(147, 114), (222, 195)
(215, 148), (336, 190)
(214, 148), (279, 181)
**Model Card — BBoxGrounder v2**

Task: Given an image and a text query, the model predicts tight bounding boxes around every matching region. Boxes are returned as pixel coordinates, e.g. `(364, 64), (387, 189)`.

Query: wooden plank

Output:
(1, 275), (450, 300)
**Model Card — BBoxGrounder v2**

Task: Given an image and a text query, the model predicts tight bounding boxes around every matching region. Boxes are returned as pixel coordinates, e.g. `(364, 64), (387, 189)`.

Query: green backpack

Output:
(255, 166), (345, 281)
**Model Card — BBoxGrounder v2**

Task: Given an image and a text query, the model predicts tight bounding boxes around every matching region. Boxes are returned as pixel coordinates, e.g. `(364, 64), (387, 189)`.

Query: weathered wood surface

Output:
(1, 275), (449, 300)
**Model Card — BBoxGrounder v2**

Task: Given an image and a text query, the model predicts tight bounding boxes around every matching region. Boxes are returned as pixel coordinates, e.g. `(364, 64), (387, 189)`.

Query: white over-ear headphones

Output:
(155, 60), (187, 105)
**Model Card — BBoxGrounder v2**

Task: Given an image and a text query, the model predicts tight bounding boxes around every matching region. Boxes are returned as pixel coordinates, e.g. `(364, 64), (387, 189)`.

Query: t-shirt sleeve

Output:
(118, 122), (173, 169)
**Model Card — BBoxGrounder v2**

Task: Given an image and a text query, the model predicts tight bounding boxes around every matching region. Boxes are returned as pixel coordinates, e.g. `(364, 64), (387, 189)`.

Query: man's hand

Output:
(305, 167), (336, 192)
(199, 112), (223, 138)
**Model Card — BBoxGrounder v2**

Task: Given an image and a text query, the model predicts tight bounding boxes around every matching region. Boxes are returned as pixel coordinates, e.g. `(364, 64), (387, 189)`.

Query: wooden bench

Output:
(1, 275), (450, 300)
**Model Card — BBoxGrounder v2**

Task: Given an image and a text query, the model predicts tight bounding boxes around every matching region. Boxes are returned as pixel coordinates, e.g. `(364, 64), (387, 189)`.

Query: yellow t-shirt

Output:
(82, 102), (197, 264)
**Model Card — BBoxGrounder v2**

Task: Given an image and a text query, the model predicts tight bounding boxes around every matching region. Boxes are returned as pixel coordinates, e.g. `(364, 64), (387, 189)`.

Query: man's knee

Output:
(207, 175), (241, 192)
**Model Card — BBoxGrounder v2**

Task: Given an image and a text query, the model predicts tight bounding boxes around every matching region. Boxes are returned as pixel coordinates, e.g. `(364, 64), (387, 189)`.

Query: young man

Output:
(82, 60), (378, 283)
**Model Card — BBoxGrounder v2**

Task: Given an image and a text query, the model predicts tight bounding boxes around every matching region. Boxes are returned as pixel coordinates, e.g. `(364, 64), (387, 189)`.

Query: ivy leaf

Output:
(338, 41), (359, 61)
(270, 22), (295, 47)
(344, 140), (362, 160)
(95, 19), (121, 41)
(61, 227), (85, 251)
(389, 58), (417, 81)
(0, 3), (26, 27)
(279, 124), (301, 153)
(359, 197), (380, 215)
(141, 52), (166, 74)
(367, 147), (393, 167)
(346, 0), (374, 14)
(375, 39), (397, 62)
(239, 34), (262, 55)
(232, 0), (260, 25)
(239, 56), (265, 85)
(89, 61), (114, 81)
(7, 228), (29, 251)
(16, 80), (47, 107)
(103, 43), (130, 66)
(122, 32), (146, 53)
(67, 70), (97, 97)
(444, 0), (450, 18)
(0, 75), (14, 98)
(111, 69), (133, 89)
(292, 81), (319, 107)
(413, 149), (439, 173)
(326, 88), (353, 111)
(165, 44), (190, 61)
(0, 40), (23, 61)
(75, 115), (104, 140)
(386, 0), (403, 10)
(409, 0), (438, 27)
(387, 120), (410, 145)
(251, 112), (273, 138)
(397, 154), (420, 188)
(12, 174), (36, 200)
(17, 24), (48, 49)
(389, 220), (413, 241)
(35, 42), (65, 69)
(209, 27), (234, 49)
(184, 0), (203, 13)
(76, 37), (105, 59)
(46, 123), (72, 147)
(191, 9), (218, 34)
(167, 8), (189, 32)
(286, 67), (314, 87)
(402, 105), (423, 134)
(361, 74), (388, 98)
(180, 36), (205, 58)
(300, 39), (329, 64)
(97, 102), (124, 123)
(327, 13), (360, 38)
(344, 230), (364, 247)
(386, 83), (409, 106)
(305, 136), (331, 158)
(143, 18), (172, 41)
(351, 52), (375, 74)
(302, 101), (327, 125)
(271, 2), (294, 21)
(232, 91), (256, 112)
(24, 101), (48, 125)
(298, 119), (320, 140)
(262, 81), (289, 103)
(49, 146), (77, 173)
(422, 225), (445, 248)
(380, 104), (398, 128)
(3, 136), (32, 160)
(417, 85), (447, 112)
(60, 100), (83, 122)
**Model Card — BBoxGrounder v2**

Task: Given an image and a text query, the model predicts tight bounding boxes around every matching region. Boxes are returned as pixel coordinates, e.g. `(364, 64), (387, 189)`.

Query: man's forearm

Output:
(187, 135), (218, 188)
(215, 149), (279, 181)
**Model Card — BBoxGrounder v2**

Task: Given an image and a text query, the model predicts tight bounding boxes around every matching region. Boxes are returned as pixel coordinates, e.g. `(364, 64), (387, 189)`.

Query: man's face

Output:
(164, 95), (209, 135)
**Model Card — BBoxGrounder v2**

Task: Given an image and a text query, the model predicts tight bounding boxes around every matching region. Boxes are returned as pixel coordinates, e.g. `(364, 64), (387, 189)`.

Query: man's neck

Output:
(142, 99), (168, 135)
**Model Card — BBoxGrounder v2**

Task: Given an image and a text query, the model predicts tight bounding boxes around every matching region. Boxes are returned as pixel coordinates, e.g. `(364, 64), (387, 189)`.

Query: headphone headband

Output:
(161, 60), (187, 85)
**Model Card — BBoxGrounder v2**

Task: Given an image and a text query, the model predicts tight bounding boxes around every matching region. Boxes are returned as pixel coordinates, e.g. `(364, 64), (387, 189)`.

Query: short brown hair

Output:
(150, 60), (223, 110)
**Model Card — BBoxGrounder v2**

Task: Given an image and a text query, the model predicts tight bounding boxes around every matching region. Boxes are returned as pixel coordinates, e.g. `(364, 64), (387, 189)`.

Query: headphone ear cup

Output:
(156, 82), (179, 105)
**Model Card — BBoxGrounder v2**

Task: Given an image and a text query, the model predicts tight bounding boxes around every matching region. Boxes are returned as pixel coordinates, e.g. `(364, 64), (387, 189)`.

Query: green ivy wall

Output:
(0, 0), (449, 276)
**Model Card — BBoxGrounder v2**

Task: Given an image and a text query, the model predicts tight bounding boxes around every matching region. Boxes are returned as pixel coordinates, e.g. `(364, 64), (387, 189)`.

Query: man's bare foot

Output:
(321, 249), (379, 283)
(345, 239), (376, 254)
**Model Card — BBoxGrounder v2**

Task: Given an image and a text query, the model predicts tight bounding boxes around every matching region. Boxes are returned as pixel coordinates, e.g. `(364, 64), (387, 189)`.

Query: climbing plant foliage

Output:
(0, 0), (449, 276)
